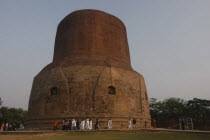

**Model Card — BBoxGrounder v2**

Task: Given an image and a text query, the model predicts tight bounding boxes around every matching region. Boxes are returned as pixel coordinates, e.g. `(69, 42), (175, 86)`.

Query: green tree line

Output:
(150, 97), (210, 129)
(0, 98), (27, 125)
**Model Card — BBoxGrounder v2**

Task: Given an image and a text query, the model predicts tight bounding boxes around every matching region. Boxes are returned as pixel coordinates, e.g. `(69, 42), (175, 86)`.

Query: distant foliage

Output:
(186, 98), (210, 120)
(0, 98), (2, 106)
(0, 98), (27, 125)
(150, 97), (187, 121)
(150, 97), (210, 129)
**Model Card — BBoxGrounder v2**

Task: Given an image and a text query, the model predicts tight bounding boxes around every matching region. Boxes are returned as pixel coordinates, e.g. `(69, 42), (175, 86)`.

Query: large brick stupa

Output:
(26, 9), (151, 129)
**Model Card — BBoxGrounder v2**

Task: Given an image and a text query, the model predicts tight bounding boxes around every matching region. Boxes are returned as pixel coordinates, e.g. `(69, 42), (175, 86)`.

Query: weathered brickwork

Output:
(26, 10), (151, 129)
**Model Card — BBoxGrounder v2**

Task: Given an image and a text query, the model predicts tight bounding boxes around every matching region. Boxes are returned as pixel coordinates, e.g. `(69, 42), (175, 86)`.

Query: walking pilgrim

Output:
(89, 119), (93, 130)
(128, 119), (132, 129)
(80, 119), (85, 130)
(95, 118), (100, 130)
(71, 119), (77, 130)
(108, 119), (112, 129)
(86, 118), (90, 130)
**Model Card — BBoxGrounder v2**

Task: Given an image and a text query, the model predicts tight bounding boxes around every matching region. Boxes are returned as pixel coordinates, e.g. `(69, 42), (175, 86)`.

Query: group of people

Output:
(1, 118), (140, 131)
(54, 118), (137, 130)
(128, 118), (137, 129)
(54, 118), (99, 130)
(0, 122), (24, 131)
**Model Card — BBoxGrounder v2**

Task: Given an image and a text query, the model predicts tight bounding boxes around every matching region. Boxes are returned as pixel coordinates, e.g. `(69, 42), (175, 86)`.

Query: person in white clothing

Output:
(19, 124), (24, 130)
(89, 119), (93, 130)
(72, 119), (77, 130)
(80, 119), (85, 130)
(5, 123), (8, 131)
(128, 119), (132, 129)
(108, 119), (112, 129)
(86, 118), (90, 130)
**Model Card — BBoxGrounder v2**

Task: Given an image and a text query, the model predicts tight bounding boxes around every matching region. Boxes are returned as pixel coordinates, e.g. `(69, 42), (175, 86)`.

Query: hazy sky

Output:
(0, 0), (210, 110)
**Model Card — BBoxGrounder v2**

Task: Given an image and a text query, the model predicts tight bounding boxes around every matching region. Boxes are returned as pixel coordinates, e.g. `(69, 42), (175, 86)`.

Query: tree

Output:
(0, 98), (3, 119)
(149, 97), (210, 129)
(0, 98), (2, 106)
(161, 98), (187, 120)
(150, 97), (187, 121)
(186, 98), (210, 120)
(0, 98), (27, 125)
(149, 98), (161, 120)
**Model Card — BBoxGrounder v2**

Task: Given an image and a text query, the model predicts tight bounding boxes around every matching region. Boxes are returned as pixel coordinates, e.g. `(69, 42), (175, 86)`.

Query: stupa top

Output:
(52, 9), (132, 70)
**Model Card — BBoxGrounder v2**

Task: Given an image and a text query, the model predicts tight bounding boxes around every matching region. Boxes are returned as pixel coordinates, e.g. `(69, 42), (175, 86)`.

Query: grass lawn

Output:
(0, 131), (209, 140)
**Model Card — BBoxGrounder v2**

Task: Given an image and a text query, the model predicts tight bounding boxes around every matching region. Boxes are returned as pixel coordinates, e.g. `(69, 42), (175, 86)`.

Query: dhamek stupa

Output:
(26, 9), (151, 129)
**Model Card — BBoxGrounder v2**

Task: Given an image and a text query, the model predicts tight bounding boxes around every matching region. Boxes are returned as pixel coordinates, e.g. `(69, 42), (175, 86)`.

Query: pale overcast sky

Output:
(0, 0), (210, 110)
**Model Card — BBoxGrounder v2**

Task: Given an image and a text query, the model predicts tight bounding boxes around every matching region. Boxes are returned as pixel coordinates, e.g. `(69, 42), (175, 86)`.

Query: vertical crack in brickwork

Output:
(59, 67), (70, 113)
(110, 66), (112, 86)
(92, 67), (106, 111)
(43, 69), (53, 116)
(92, 73), (101, 111)
(139, 76), (143, 113)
